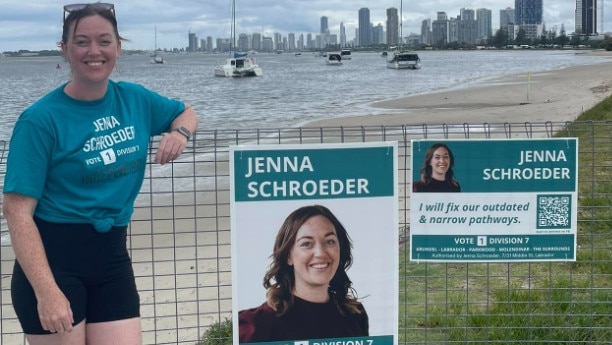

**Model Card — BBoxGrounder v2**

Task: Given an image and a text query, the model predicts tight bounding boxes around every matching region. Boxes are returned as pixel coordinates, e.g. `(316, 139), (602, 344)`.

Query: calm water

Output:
(0, 50), (609, 140)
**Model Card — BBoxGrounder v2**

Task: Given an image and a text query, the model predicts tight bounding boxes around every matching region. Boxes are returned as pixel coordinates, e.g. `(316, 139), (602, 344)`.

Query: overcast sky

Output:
(1, 0), (608, 52)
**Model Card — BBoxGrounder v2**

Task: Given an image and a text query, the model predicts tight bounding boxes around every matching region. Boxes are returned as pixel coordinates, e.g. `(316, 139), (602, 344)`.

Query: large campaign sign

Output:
(231, 142), (398, 345)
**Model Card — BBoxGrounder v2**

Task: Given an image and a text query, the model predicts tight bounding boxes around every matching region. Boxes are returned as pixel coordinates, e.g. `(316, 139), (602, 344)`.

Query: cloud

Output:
(0, 0), (606, 53)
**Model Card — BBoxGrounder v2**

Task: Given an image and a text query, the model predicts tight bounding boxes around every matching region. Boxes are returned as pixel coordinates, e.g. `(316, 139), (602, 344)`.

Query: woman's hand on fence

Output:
(154, 131), (188, 165)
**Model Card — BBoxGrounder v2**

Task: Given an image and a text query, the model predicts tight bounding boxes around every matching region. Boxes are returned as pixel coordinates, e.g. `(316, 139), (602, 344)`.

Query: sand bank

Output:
(305, 52), (612, 127)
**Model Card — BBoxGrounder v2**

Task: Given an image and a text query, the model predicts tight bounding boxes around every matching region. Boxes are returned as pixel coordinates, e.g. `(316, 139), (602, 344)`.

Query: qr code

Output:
(536, 194), (571, 229)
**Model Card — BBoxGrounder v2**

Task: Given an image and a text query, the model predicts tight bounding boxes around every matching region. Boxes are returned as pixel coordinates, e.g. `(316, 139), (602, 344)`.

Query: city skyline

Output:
(0, 0), (608, 53)
(187, 1), (605, 53)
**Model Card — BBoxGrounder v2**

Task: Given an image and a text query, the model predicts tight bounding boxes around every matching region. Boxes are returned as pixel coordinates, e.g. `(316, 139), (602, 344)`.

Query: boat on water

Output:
(340, 48), (352, 60)
(150, 26), (164, 64)
(386, 51), (421, 69)
(386, 0), (421, 70)
(326, 53), (343, 66)
(213, 0), (263, 77)
(214, 52), (263, 77)
(150, 53), (164, 64)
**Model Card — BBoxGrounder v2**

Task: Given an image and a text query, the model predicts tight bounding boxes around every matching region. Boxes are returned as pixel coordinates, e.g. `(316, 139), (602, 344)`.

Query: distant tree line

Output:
(417, 29), (612, 51)
(1, 49), (62, 57)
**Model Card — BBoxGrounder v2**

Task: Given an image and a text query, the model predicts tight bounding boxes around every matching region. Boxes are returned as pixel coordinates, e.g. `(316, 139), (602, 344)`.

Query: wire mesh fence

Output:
(1, 121), (610, 344)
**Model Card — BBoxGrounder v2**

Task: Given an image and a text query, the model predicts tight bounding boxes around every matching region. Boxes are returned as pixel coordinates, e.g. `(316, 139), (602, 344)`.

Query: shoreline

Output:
(304, 53), (612, 128)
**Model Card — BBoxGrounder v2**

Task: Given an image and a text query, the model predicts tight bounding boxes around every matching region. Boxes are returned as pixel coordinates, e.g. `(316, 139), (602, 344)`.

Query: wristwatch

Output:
(171, 126), (192, 140)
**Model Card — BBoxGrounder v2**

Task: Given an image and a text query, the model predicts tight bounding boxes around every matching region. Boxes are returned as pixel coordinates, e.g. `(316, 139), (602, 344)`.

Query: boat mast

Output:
(399, 0), (403, 51)
(231, 0), (236, 55)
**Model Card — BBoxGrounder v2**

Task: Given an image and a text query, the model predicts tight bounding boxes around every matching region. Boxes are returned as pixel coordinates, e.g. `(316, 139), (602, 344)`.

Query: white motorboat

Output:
(386, 51), (421, 69)
(340, 48), (352, 60)
(326, 53), (343, 66)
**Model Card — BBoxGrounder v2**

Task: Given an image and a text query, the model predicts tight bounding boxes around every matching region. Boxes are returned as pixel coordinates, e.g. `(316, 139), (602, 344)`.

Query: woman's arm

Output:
(3, 193), (74, 333)
(155, 104), (199, 165)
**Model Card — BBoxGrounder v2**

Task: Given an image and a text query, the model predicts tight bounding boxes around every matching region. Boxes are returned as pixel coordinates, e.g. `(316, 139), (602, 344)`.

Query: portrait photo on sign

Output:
(231, 198), (397, 344)
(412, 142), (461, 193)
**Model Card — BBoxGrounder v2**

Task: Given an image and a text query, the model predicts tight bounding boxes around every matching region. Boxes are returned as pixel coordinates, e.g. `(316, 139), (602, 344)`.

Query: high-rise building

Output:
(320, 16), (328, 34)
(576, 0), (598, 35)
(188, 31), (197, 52)
(238, 33), (249, 51)
(386, 7), (399, 46)
(340, 22), (347, 47)
(288, 32), (296, 51)
(206, 36), (213, 52)
(358, 8), (371, 47)
(449, 17), (458, 43)
(373, 23), (384, 44)
(306, 33), (314, 49)
(431, 12), (449, 45)
(273, 32), (282, 50)
(515, 0), (543, 24)
(252, 33), (262, 51)
(458, 8), (478, 44)
(500, 7), (515, 27)
(477, 8), (493, 40)
(216, 38), (229, 52)
(421, 19), (432, 45)
(262, 36), (273, 52)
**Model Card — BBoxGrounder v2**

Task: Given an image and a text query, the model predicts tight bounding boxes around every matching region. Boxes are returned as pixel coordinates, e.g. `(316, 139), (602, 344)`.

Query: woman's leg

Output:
(26, 320), (86, 345)
(86, 317), (142, 345)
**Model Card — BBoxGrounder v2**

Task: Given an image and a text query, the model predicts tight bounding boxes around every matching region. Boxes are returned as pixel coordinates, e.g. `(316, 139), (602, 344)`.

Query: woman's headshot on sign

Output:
(413, 142), (461, 193)
(238, 204), (369, 343)
(231, 172), (399, 345)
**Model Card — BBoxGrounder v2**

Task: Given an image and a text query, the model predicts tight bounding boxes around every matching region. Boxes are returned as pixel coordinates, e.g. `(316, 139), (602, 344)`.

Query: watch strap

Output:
(172, 126), (191, 140)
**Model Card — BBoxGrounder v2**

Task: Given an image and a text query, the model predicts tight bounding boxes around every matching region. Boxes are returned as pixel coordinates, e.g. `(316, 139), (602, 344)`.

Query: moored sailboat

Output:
(214, 0), (263, 77)
(150, 26), (164, 64)
(386, 0), (420, 70)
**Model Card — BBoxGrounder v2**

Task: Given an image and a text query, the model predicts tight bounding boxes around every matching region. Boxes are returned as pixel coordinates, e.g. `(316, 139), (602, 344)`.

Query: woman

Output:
(413, 143), (461, 192)
(2, 3), (198, 344)
(239, 205), (369, 342)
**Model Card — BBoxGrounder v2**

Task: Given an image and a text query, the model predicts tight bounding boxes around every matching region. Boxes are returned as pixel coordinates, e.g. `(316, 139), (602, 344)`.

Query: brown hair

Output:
(59, 3), (126, 48)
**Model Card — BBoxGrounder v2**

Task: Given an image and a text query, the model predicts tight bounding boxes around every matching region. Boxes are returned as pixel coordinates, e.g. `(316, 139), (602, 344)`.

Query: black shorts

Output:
(11, 217), (140, 335)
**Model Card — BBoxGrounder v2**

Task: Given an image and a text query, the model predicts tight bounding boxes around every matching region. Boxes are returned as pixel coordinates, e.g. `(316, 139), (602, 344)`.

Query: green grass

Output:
(197, 97), (612, 345)
(196, 317), (232, 345)
(400, 96), (612, 344)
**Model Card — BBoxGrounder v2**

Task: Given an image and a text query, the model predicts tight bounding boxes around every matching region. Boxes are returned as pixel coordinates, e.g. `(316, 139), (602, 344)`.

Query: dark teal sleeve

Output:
(113, 81), (187, 137)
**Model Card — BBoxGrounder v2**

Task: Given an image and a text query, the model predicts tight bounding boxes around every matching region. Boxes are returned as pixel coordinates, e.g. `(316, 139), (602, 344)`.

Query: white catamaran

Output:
(214, 0), (263, 77)
(386, 0), (421, 70)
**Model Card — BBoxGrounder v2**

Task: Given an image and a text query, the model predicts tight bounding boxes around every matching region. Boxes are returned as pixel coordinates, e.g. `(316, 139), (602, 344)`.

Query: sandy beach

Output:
(305, 50), (612, 127)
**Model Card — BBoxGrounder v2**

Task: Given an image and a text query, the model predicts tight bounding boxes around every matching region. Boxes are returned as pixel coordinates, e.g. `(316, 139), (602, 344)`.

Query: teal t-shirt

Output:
(3, 80), (185, 232)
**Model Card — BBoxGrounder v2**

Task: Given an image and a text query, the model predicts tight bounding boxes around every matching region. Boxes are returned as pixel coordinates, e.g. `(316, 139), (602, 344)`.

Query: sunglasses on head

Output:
(63, 3), (115, 22)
